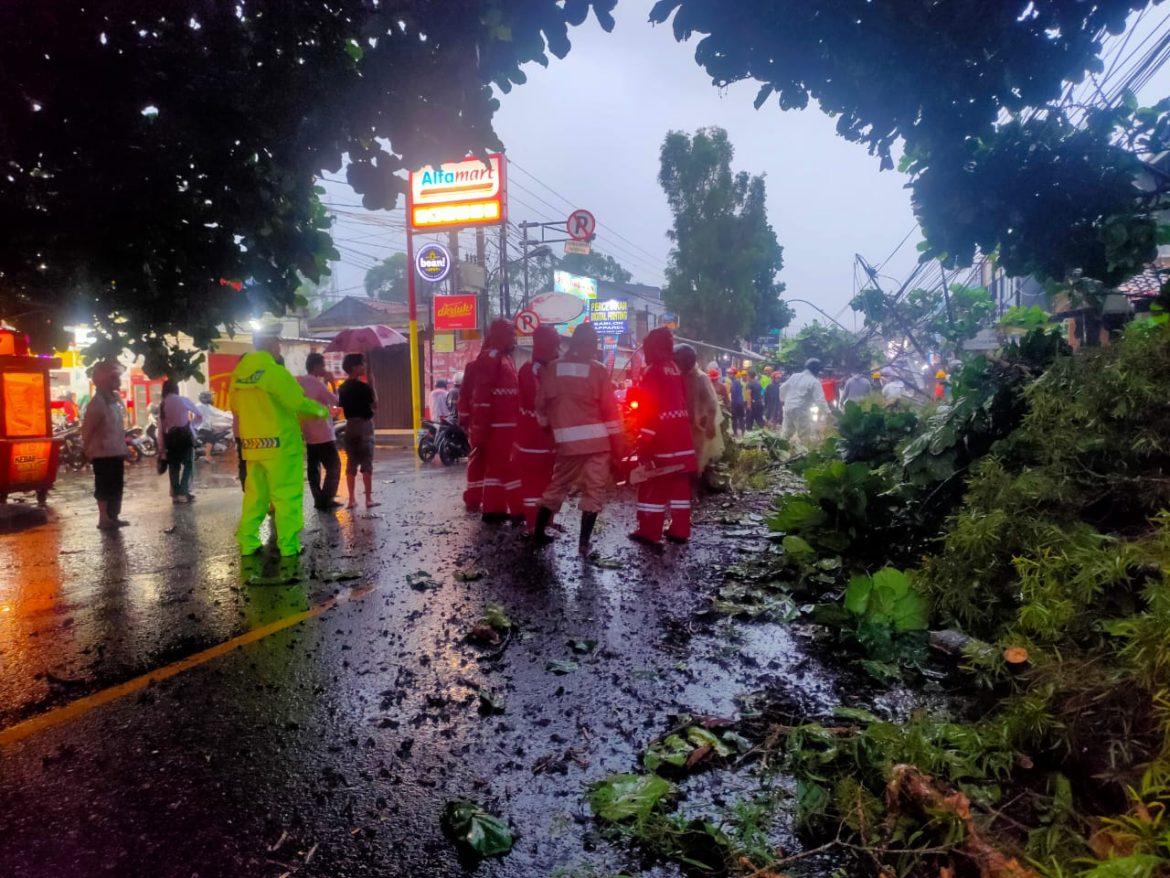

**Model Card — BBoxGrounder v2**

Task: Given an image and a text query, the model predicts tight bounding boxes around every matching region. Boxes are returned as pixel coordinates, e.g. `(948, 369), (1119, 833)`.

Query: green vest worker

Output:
(229, 325), (329, 557)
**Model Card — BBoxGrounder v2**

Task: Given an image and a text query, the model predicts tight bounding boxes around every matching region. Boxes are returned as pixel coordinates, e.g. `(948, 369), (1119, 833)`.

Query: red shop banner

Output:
(434, 294), (478, 331)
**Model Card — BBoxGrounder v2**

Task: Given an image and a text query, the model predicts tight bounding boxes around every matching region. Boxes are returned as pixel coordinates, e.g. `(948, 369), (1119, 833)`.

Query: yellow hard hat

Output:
(935, 370), (947, 380)
(871, 371), (882, 380)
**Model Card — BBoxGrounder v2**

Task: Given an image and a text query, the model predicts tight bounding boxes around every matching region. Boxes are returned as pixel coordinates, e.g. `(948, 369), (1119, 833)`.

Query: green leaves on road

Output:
(440, 800), (513, 858)
(588, 773), (672, 823)
(406, 570), (441, 591)
(545, 659), (580, 675)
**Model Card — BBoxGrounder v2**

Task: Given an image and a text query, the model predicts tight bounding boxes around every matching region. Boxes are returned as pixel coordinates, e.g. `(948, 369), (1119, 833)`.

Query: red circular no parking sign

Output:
(514, 309), (540, 336)
(566, 209), (596, 241)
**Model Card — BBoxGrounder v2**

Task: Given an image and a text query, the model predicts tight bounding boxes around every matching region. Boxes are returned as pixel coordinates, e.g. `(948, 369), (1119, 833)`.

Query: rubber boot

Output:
(578, 511), (598, 556)
(533, 506), (556, 546)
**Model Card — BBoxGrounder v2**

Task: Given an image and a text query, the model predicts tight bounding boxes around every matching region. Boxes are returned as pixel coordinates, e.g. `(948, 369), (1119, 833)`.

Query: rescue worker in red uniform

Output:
(629, 327), (698, 547)
(460, 356), (483, 512)
(534, 323), (624, 554)
(470, 320), (520, 522)
(509, 325), (560, 533)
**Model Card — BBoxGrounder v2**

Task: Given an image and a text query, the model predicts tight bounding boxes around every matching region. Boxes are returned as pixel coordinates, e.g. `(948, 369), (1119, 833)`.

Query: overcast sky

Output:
(323, 2), (1170, 333)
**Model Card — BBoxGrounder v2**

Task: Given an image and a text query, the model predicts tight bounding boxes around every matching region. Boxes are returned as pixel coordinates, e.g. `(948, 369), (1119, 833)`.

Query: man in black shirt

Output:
(338, 353), (379, 508)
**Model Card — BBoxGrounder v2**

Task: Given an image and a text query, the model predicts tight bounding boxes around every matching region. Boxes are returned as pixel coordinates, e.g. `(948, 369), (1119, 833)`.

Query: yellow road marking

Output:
(0, 595), (346, 748)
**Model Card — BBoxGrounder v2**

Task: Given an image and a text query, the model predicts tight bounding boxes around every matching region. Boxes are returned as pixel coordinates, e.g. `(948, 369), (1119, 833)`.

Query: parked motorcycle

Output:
(55, 425), (87, 472)
(417, 416), (469, 466)
(125, 425), (155, 462)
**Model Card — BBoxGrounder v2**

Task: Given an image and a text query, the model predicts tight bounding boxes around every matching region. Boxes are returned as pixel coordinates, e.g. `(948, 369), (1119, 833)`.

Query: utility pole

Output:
(856, 254), (931, 362)
(499, 224), (510, 318)
(475, 227), (487, 333)
(521, 221), (529, 310)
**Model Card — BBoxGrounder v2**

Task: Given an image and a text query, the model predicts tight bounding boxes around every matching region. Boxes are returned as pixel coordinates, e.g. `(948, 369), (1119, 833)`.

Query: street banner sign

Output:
(564, 239), (591, 255)
(589, 298), (629, 336)
(408, 153), (507, 231)
(514, 309), (541, 336)
(528, 292), (585, 325)
(433, 294), (478, 330)
(553, 270), (597, 300)
(433, 332), (455, 353)
(602, 336), (619, 371)
(566, 209), (596, 241)
(415, 242), (452, 283)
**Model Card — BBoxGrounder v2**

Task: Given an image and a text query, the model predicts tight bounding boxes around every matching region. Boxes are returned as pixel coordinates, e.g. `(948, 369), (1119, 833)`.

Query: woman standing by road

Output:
(338, 353), (379, 509)
(159, 379), (201, 504)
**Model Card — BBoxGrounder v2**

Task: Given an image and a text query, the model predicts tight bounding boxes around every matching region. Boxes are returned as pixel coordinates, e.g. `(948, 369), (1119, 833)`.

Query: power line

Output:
(507, 158), (667, 265)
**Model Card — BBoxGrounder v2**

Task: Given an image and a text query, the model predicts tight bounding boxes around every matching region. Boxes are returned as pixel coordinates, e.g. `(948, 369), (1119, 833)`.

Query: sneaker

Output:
(97, 520), (120, 531)
(114, 518), (131, 528)
(172, 496), (187, 505)
(185, 493), (196, 502)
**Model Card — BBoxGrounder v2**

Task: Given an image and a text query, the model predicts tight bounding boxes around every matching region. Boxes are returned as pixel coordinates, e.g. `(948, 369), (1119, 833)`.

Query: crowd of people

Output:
(456, 319), (698, 555)
(78, 319), (939, 557)
(79, 326), (381, 552)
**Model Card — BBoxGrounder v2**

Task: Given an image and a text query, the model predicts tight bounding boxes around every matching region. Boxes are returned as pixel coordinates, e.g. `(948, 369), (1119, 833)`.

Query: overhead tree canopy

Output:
(649, 0), (1167, 287)
(659, 127), (791, 347)
(0, 0), (617, 374)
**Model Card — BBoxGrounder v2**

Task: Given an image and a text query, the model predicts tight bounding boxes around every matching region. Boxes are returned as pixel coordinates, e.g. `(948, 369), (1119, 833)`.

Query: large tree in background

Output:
(649, 0), (1167, 289)
(559, 250), (633, 284)
(658, 127), (791, 347)
(364, 253), (409, 303)
(0, 0), (617, 374)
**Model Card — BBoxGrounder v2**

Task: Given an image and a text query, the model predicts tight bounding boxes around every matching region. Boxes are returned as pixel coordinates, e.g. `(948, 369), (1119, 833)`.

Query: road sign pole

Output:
(406, 230), (422, 438)
(521, 221), (529, 313)
(499, 223), (509, 321)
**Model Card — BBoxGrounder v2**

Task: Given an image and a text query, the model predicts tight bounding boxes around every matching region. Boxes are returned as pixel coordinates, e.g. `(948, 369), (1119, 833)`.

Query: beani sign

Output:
(408, 153), (507, 231)
(415, 242), (452, 283)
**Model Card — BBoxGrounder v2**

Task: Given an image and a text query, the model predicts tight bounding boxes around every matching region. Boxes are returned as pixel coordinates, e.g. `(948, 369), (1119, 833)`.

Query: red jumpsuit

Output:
(508, 326), (559, 532)
(470, 321), (519, 517)
(631, 328), (698, 543)
(460, 357), (485, 511)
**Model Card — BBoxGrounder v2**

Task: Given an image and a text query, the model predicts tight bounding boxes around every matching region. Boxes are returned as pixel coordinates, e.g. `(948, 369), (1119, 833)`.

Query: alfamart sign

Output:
(408, 153), (507, 231)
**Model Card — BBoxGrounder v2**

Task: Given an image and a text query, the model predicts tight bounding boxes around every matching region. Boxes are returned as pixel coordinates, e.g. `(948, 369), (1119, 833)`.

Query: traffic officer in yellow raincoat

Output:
(229, 326), (329, 557)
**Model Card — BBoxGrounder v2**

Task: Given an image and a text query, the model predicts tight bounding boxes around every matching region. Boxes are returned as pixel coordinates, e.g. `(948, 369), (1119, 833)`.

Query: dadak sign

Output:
(434, 294), (479, 331)
(408, 153), (507, 232)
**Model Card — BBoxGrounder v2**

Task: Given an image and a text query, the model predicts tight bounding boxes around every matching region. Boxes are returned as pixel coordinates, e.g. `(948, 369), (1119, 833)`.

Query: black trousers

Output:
(306, 441), (341, 507)
(92, 457), (124, 516)
(749, 404), (765, 430)
(731, 403), (747, 435)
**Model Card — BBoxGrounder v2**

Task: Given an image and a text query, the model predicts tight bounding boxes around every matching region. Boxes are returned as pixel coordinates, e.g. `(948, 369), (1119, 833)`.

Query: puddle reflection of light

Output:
(133, 574), (163, 604)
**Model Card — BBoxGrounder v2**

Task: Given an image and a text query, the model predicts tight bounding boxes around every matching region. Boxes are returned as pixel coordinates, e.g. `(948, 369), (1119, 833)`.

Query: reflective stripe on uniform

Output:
(515, 446), (554, 454)
(240, 436), (280, 450)
(654, 449), (694, 459)
(490, 422), (516, 428)
(555, 362), (590, 378)
(604, 420), (622, 435)
(553, 422), (610, 443)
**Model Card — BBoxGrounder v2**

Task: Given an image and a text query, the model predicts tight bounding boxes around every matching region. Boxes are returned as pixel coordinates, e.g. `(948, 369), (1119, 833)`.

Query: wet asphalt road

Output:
(0, 451), (839, 877)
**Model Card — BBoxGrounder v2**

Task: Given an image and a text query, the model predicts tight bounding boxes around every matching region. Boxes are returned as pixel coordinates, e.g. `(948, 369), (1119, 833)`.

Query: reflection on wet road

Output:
(0, 450), (837, 877)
